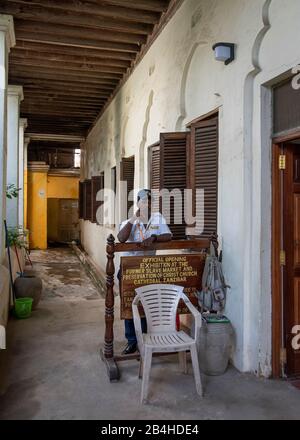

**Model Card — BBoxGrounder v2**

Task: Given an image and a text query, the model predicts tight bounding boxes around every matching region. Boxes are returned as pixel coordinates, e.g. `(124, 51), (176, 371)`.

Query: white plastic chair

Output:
(132, 284), (203, 404)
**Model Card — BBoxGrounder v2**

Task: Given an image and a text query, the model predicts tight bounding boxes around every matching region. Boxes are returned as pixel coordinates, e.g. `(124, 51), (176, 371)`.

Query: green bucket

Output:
(14, 297), (33, 319)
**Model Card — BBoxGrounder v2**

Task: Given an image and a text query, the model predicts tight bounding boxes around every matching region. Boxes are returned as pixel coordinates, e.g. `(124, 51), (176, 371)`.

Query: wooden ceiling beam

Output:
(6, 0), (161, 24)
(25, 115), (90, 121)
(10, 58), (127, 75)
(12, 79), (115, 93)
(24, 103), (104, 111)
(24, 95), (110, 104)
(11, 65), (122, 80)
(24, 111), (97, 118)
(26, 123), (89, 130)
(29, 148), (80, 153)
(23, 86), (111, 94)
(14, 19), (147, 45)
(25, 105), (102, 112)
(14, 77), (116, 90)
(29, 133), (87, 138)
(14, 41), (136, 60)
(24, 88), (110, 98)
(92, 0), (169, 13)
(24, 90), (107, 103)
(2, 3), (153, 35)
(26, 131), (87, 137)
(22, 108), (98, 118)
(22, 99), (104, 108)
(9, 70), (120, 84)
(27, 128), (91, 134)
(29, 148), (79, 153)
(29, 146), (80, 151)
(26, 128), (89, 134)
(27, 131), (88, 136)
(25, 117), (90, 124)
(10, 49), (132, 68)
(27, 134), (85, 142)
(23, 91), (109, 101)
(22, 101), (100, 109)
(23, 100), (105, 108)
(22, 110), (98, 118)
(16, 32), (139, 53)
(24, 91), (107, 99)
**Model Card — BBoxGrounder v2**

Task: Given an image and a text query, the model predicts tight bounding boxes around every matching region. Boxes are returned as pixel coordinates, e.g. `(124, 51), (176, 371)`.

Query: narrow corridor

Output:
(1, 247), (300, 420)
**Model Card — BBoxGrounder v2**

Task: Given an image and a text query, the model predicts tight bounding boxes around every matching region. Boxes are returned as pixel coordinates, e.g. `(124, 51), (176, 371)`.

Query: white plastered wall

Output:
(80, 0), (300, 375)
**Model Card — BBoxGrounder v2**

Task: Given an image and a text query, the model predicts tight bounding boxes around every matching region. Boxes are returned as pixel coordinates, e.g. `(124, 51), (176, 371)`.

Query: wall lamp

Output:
(212, 42), (235, 65)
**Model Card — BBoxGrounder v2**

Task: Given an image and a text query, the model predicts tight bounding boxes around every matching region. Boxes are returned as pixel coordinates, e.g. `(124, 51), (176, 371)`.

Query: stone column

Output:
(0, 14), (15, 261)
(6, 84), (23, 228)
(23, 136), (30, 230)
(18, 118), (27, 228)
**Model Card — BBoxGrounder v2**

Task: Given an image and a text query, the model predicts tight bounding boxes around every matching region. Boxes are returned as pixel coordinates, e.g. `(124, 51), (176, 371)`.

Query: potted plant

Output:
(8, 227), (43, 311)
(6, 183), (21, 200)
(5, 184), (42, 311)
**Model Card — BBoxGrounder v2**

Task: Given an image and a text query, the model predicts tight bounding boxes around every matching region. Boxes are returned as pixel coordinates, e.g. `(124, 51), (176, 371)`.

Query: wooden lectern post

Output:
(100, 234), (120, 381)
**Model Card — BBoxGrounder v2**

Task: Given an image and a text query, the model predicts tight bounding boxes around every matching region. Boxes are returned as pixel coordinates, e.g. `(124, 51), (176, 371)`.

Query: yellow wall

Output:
(24, 169), (27, 229)
(27, 171), (48, 250)
(47, 177), (79, 243)
(47, 176), (79, 199)
(27, 174), (79, 249)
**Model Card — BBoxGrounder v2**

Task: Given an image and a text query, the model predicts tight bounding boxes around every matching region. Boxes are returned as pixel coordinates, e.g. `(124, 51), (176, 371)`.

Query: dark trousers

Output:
(118, 268), (147, 344)
(125, 318), (147, 344)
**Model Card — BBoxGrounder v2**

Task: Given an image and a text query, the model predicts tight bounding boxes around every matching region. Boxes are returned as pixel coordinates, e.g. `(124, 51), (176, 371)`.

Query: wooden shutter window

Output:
(83, 180), (87, 220)
(191, 117), (218, 238)
(120, 156), (135, 217)
(160, 132), (189, 240)
(83, 179), (92, 221)
(79, 181), (84, 219)
(149, 143), (160, 213)
(91, 174), (104, 224)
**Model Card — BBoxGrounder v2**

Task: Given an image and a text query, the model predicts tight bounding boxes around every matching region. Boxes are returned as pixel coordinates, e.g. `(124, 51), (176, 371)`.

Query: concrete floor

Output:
(1, 247), (300, 420)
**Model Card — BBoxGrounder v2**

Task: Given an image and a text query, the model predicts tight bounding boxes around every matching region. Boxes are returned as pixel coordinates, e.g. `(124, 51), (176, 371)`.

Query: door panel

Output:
(283, 144), (300, 376)
(293, 278), (300, 369)
(294, 278), (300, 325)
(295, 194), (300, 266)
(47, 198), (79, 243)
(59, 199), (79, 243)
(295, 155), (300, 182)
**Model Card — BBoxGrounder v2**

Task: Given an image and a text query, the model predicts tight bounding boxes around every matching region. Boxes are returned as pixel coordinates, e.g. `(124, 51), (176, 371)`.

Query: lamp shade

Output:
(212, 43), (235, 65)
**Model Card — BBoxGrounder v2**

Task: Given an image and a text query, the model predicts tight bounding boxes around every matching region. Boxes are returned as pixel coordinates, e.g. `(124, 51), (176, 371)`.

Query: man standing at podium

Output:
(117, 189), (172, 355)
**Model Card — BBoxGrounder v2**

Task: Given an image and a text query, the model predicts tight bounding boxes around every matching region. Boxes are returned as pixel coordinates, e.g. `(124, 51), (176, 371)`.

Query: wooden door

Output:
(283, 143), (300, 376)
(58, 199), (79, 243)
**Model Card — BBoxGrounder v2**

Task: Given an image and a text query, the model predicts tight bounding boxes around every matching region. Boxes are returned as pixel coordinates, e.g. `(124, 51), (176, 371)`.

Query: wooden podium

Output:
(101, 234), (215, 381)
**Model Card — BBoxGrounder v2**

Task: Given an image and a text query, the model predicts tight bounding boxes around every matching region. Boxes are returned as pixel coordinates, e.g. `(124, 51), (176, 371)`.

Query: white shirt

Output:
(119, 212), (172, 256)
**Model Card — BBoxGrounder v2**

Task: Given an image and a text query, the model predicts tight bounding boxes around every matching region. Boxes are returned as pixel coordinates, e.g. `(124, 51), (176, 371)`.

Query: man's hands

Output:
(140, 233), (172, 248)
(140, 236), (156, 248)
(118, 209), (140, 242)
